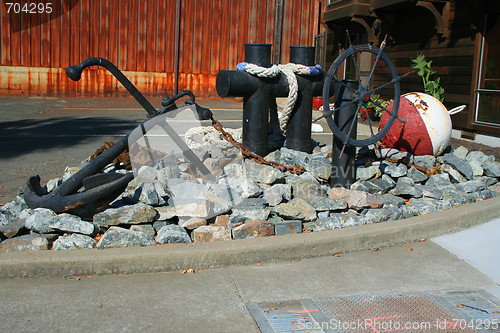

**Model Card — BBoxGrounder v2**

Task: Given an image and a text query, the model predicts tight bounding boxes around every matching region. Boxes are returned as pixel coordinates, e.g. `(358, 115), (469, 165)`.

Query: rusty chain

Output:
(210, 117), (306, 175)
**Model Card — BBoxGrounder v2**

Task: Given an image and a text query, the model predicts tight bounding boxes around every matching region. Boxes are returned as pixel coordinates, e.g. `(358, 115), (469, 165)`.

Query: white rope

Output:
(185, 126), (242, 149)
(448, 105), (466, 115)
(241, 63), (280, 77)
(237, 62), (321, 135)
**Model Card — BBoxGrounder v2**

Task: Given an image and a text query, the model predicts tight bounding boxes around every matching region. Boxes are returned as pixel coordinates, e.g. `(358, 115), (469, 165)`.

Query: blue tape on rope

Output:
(236, 62), (248, 71)
(309, 64), (323, 76)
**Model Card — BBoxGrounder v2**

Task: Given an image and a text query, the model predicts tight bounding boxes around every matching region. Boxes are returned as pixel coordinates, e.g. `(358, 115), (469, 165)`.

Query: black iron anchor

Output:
(24, 57), (213, 217)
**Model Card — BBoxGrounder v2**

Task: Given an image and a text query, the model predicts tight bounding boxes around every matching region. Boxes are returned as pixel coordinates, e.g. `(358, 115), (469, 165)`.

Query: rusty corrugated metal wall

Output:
(0, 0), (322, 98)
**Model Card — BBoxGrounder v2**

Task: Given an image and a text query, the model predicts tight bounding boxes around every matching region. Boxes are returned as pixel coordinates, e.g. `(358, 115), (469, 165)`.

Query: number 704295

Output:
(5, 2), (53, 14)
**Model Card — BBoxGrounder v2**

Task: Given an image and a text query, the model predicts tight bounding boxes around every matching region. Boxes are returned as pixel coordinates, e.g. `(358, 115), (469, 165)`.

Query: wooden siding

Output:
(0, 0), (322, 98)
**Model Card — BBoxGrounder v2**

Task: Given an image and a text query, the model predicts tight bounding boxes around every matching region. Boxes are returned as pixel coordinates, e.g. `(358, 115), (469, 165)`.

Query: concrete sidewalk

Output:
(0, 231), (497, 332)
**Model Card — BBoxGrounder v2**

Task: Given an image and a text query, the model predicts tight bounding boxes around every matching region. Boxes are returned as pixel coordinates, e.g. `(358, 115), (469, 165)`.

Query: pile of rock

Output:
(1, 143), (499, 253)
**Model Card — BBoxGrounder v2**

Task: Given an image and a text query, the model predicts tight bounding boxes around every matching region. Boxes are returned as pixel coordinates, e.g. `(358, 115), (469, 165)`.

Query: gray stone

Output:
(152, 220), (176, 231)
(471, 189), (496, 201)
(343, 214), (371, 227)
(419, 185), (443, 199)
(452, 146), (468, 159)
(413, 155), (436, 171)
(466, 150), (494, 166)
(1, 197), (28, 218)
(483, 162), (500, 178)
(46, 178), (62, 193)
(441, 187), (476, 206)
(191, 225), (231, 242)
(93, 203), (158, 227)
(364, 207), (403, 224)
(25, 208), (57, 234)
(138, 182), (167, 206)
(0, 211), (15, 226)
(290, 180), (327, 199)
(0, 234), (49, 253)
(49, 213), (95, 235)
(356, 165), (380, 181)
(155, 224), (192, 244)
(329, 188), (383, 209)
(401, 198), (451, 218)
(317, 211), (330, 218)
(97, 226), (156, 248)
(476, 176), (498, 187)
(274, 198), (317, 221)
(171, 200), (211, 218)
(222, 163), (245, 179)
(303, 157), (332, 181)
(351, 178), (395, 194)
(442, 164), (467, 183)
(455, 180), (487, 193)
(157, 155), (181, 180)
(244, 160), (285, 184)
(425, 173), (452, 187)
(303, 197), (347, 211)
(232, 220), (274, 239)
(231, 198), (270, 221)
(274, 220), (302, 235)
(375, 148), (413, 163)
(381, 162), (407, 178)
(379, 194), (406, 208)
(179, 217), (207, 230)
(381, 174), (396, 186)
(406, 167), (428, 183)
(443, 154), (473, 180)
(392, 177), (423, 198)
(154, 206), (177, 220)
(469, 160), (483, 177)
(303, 215), (344, 232)
(240, 179), (263, 198)
(0, 219), (25, 238)
(263, 184), (292, 206)
(130, 224), (156, 237)
(53, 234), (96, 250)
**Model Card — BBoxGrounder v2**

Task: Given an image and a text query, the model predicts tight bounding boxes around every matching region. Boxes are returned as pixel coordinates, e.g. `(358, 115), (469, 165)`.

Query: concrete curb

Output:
(1, 196), (499, 279)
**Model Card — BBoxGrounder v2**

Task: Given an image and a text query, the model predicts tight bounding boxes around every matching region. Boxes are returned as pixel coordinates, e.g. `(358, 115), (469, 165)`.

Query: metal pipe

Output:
(330, 80), (359, 188)
(286, 46), (315, 152)
(174, 0), (181, 94)
(66, 57), (157, 116)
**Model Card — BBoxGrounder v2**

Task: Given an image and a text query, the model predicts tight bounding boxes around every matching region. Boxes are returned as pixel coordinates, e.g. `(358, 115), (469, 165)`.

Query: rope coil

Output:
(237, 62), (322, 135)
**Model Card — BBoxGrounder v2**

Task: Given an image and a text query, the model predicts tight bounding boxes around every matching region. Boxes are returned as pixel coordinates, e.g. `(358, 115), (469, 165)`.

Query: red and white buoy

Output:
(379, 92), (465, 156)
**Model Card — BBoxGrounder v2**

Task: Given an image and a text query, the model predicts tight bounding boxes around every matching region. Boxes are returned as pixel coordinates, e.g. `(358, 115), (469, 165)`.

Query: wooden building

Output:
(0, 0), (322, 98)
(322, 0), (500, 136)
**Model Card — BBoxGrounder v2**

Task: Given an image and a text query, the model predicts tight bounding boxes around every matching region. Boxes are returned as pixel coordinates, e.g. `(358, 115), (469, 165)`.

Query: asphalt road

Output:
(0, 96), (336, 205)
(0, 96), (249, 205)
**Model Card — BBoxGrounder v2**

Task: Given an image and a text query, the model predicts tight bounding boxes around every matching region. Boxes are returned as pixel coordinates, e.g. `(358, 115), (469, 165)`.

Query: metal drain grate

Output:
(247, 290), (500, 333)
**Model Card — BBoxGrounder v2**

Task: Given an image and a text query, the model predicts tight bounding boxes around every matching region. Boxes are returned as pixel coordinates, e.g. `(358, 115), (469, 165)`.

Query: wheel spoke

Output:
(366, 108), (376, 138)
(330, 73), (358, 93)
(365, 37), (387, 89)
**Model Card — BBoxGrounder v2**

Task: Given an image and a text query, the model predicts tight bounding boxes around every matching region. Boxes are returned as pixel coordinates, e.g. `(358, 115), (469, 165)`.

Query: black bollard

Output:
(286, 46), (316, 153)
(330, 80), (359, 188)
(216, 44), (327, 156)
(217, 44), (272, 156)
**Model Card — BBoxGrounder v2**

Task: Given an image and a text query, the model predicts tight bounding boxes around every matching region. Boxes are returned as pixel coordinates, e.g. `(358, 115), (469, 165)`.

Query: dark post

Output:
(286, 46), (316, 153)
(216, 44), (328, 156)
(330, 80), (359, 188)
(216, 44), (272, 156)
